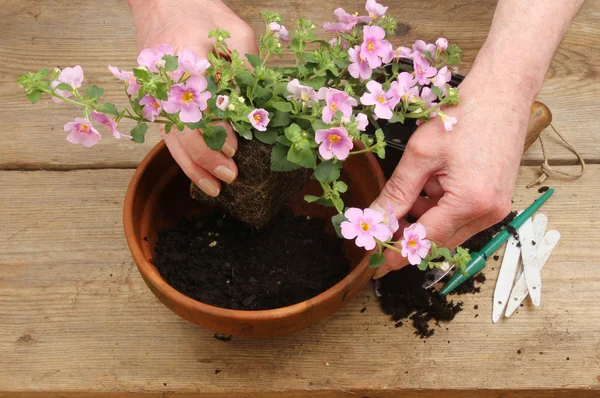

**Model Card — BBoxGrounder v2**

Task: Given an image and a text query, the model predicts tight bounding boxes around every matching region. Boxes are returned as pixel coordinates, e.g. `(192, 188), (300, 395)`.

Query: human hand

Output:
(128, 0), (258, 196)
(372, 68), (535, 279)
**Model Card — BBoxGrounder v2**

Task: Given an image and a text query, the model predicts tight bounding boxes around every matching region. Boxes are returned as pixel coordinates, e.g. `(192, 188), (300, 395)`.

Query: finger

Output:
(373, 248), (410, 279)
(176, 127), (239, 184)
(214, 121), (238, 158)
(423, 177), (444, 199)
(372, 149), (436, 221)
(163, 131), (221, 197)
(408, 196), (438, 219)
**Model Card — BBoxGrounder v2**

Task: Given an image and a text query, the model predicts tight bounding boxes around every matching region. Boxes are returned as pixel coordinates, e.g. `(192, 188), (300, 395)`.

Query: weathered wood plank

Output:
(0, 166), (599, 394)
(0, 0), (598, 169)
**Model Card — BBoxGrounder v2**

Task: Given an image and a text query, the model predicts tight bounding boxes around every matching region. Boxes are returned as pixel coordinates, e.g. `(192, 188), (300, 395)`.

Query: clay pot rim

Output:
(124, 140), (386, 321)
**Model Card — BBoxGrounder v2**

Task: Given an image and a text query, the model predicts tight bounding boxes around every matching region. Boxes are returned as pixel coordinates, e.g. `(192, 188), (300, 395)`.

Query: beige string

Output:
(527, 124), (586, 188)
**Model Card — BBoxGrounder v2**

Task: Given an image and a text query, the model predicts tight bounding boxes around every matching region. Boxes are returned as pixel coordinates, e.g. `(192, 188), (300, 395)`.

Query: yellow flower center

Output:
(368, 41), (374, 51)
(301, 92), (311, 101)
(408, 239), (417, 248)
(80, 124), (89, 132)
(181, 91), (194, 103)
(329, 134), (341, 143)
(377, 96), (386, 103)
(361, 222), (370, 231)
(253, 113), (262, 123)
(329, 102), (337, 112)
(369, 13), (377, 19)
(153, 101), (160, 109)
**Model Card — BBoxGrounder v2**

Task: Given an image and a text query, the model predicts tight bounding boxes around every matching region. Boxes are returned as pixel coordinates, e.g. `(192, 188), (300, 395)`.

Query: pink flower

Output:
(323, 22), (351, 33)
(216, 95), (230, 111)
(162, 75), (211, 123)
(360, 26), (392, 69)
(436, 37), (448, 51)
(177, 49), (210, 74)
(390, 72), (419, 104)
(139, 94), (163, 122)
(391, 46), (414, 60)
(108, 66), (140, 97)
(356, 113), (369, 131)
(400, 223), (431, 265)
(91, 111), (130, 140)
(64, 118), (101, 147)
(329, 38), (349, 49)
(315, 127), (353, 160)
(321, 88), (358, 124)
(439, 113), (458, 132)
(348, 46), (372, 80)
(341, 208), (392, 250)
(384, 201), (400, 234)
(137, 44), (174, 73)
(365, 0), (388, 19)
(412, 40), (436, 56)
(413, 53), (438, 85)
(360, 81), (398, 120)
(287, 79), (318, 103)
(418, 87), (438, 120)
(248, 109), (270, 131)
(51, 65), (84, 104)
(269, 22), (291, 43)
(334, 8), (371, 27)
(433, 66), (452, 94)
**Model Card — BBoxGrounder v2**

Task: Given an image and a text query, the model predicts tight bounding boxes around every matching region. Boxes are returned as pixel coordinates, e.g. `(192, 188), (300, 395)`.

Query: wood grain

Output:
(1, 167), (599, 394)
(0, 0), (598, 169)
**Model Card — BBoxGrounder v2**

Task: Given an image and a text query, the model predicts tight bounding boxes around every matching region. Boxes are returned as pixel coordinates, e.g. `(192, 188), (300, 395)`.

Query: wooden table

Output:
(1, 1), (599, 396)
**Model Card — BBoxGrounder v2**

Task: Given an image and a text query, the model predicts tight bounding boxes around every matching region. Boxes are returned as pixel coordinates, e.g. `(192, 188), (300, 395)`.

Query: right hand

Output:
(128, 0), (258, 196)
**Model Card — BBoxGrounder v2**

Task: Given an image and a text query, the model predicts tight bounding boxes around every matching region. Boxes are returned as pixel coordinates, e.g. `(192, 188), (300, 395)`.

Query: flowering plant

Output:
(17, 0), (470, 272)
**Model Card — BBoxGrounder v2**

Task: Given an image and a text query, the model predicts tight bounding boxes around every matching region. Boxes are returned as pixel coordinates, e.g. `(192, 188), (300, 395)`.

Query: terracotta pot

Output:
(123, 140), (385, 338)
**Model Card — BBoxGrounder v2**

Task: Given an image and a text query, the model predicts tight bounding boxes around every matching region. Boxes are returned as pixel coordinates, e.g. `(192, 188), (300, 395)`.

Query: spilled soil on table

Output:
(377, 212), (516, 338)
(153, 209), (349, 311)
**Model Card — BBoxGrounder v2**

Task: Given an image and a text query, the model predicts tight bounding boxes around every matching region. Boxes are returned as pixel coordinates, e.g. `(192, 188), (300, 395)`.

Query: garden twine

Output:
(527, 124), (586, 188)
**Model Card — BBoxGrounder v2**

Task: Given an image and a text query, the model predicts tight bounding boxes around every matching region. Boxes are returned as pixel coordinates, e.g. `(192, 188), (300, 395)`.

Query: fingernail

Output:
(197, 178), (220, 197)
(222, 142), (236, 158)
(214, 166), (236, 184)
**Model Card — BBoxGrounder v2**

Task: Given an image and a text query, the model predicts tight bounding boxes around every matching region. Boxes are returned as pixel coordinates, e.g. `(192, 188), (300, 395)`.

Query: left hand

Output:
(372, 68), (534, 279)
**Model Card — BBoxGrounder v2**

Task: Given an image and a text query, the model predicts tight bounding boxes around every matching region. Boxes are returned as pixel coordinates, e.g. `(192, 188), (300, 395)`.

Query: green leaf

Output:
(304, 195), (322, 203)
(287, 141), (316, 169)
(431, 85), (444, 100)
(99, 103), (119, 115)
(232, 121), (253, 140)
(360, 133), (373, 147)
(245, 53), (262, 69)
(164, 123), (173, 134)
(305, 76), (326, 90)
(284, 123), (302, 142)
(35, 68), (49, 79)
(203, 126), (227, 151)
(270, 110), (291, 127)
(130, 123), (149, 143)
(290, 37), (305, 53)
(235, 70), (255, 86)
(331, 213), (347, 238)
(369, 253), (386, 269)
(388, 113), (405, 124)
(270, 101), (293, 113)
(436, 247), (452, 261)
(312, 119), (330, 132)
(331, 195), (344, 213)
(154, 82), (169, 101)
(185, 120), (206, 130)
(163, 55), (179, 71)
(314, 161), (340, 183)
(335, 181), (348, 193)
(206, 75), (218, 94)
(55, 83), (73, 92)
(255, 128), (279, 144)
(133, 68), (150, 81)
(85, 85), (104, 100)
(176, 122), (185, 131)
(271, 143), (301, 172)
(131, 98), (143, 116)
(417, 255), (431, 271)
(276, 135), (292, 146)
(26, 91), (41, 104)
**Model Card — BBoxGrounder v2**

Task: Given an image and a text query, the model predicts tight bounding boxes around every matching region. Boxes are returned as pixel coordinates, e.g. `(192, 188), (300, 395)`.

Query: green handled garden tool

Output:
(438, 188), (555, 296)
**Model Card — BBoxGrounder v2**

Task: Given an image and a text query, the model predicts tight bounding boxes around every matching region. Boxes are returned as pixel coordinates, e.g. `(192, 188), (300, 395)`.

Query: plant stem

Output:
(379, 241), (403, 255)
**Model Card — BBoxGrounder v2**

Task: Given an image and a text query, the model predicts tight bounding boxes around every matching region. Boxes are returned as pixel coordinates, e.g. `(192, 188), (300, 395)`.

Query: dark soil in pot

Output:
(153, 208), (349, 310)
